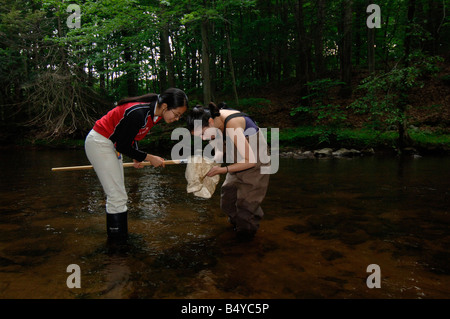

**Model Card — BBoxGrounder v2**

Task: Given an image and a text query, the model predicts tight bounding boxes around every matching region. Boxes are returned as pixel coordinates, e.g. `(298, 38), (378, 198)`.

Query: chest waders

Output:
(220, 113), (270, 241)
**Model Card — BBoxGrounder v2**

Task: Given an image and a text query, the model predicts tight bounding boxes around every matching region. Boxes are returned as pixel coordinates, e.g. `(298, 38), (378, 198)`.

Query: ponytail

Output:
(186, 101), (227, 132)
(208, 101), (228, 118)
(208, 102), (220, 118)
(186, 105), (210, 132)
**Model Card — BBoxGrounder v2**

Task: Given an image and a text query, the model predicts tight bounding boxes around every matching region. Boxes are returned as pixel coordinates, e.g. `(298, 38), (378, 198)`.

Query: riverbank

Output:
(10, 126), (450, 157)
(7, 127), (450, 159)
(2, 126), (450, 158)
(276, 126), (450, 157)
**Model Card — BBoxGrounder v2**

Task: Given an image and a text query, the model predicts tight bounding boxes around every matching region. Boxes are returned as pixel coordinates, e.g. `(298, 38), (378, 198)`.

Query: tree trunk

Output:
(280, 1), (290, 79)
(165, 30), (175, 88)
(266, 0), (274, 83)
(293, 0), (312, 86)
(56, 12), (67, 71)
(159, 32), (168, 91)
(123, 46), (138, 97)
(172, 33), (184, 88)
(225, 21), (239, 106)
(88, 62), (94, 88)
(424, 0), (442, 55)
(367, 0), (375, 73)
(382, 12), (390, 72)
(340, 0), (353, 98)
(368, 27), (375, 73)
(404, 0), (416, 67)
(397, 0), (416, 151)
(184, 25), (197, 91)
(210, 20), (216, 102)
(314, 0), (325, 77)
(201, 19), (211, 106)
(99, 64), (105, 93)
(353, 0), (365, 69)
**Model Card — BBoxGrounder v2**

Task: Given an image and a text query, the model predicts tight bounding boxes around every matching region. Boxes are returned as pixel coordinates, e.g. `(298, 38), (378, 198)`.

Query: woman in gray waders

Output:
(186, 102), (270, 241)
(85, 88), (189, 242)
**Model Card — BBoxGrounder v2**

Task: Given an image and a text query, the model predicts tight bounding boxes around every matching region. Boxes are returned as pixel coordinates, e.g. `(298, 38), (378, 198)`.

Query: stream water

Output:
(0, 148), (449, 299)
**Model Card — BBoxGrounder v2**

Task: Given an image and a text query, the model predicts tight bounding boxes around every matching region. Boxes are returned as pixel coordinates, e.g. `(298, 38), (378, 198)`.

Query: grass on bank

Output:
(275, 126), (450, 152)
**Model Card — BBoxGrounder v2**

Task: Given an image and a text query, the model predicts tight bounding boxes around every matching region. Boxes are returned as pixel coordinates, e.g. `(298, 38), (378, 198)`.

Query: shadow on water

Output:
(0, 148), (449, 298)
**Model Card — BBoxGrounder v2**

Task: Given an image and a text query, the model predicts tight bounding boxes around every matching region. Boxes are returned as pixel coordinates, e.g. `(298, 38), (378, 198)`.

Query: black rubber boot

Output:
(106, 211), (128, 242)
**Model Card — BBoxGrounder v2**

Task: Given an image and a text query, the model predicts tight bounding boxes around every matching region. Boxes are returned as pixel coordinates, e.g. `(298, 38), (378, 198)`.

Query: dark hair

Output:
(117, 88), (188, 110)
(117, 93), (158, 106)
(186, 101), (226, 131)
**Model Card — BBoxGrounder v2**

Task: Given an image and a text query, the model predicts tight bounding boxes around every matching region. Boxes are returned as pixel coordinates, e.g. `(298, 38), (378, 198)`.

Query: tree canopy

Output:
(0, 0), (449, 141)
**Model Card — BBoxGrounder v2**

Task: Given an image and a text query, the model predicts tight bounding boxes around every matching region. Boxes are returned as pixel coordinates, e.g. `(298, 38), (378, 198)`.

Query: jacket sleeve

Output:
(112, 110), (148, 162)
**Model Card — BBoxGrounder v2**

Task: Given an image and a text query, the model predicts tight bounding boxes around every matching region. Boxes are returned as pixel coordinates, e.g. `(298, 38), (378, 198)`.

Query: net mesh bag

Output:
(185, 155), (221, 199)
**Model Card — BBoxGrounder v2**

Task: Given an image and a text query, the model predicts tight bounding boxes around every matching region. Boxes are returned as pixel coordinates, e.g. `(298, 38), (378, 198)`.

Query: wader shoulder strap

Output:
(223, 112), (249, 141)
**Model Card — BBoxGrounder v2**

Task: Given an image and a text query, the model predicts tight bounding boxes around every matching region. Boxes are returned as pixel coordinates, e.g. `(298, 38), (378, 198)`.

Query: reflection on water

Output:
(0, 148), (449, 298)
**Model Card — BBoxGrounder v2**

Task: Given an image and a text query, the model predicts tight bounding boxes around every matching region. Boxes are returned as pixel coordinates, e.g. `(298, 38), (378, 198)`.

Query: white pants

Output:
(85, 129), (128, 214)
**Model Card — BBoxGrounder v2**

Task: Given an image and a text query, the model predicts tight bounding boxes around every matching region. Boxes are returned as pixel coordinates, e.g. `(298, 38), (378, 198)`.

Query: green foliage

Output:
(0, 0), (449, 143)
(237, 98), (271, 109)
(349, 53), (443, 131)
(303, 79), (345, 104)
(409, 130), (450, 147)
(290, 79), (347, 143)
(279, 126), (384, 149)
(278, 126), (324, 148)
(277, 126), (450, 151)
(291, 78), (345, 119)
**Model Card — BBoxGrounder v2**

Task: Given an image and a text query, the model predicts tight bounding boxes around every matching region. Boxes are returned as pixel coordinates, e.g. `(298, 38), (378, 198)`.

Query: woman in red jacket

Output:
(85, 88), (188, 242)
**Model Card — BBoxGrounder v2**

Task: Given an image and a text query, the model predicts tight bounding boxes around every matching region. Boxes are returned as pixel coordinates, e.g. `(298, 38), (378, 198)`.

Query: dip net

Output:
(185, 155), (221, 199)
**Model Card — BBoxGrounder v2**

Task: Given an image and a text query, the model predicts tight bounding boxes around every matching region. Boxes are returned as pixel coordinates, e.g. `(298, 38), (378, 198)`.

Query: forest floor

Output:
(236, 62), (450, 132)
(214, 57), (450, 155)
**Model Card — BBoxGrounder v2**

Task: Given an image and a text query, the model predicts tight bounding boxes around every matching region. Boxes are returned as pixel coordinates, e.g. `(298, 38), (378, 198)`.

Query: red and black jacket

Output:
(93, 102), (162, 162)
